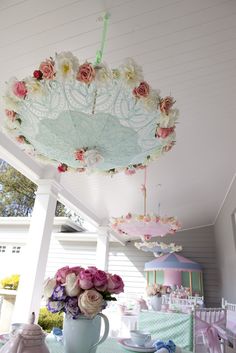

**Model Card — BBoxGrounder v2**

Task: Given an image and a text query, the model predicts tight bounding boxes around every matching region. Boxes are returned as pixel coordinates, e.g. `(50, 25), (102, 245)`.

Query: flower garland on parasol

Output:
(134, 241), (182, 257)
(2, 14), (178, 175)
(111, 168), (181, 240)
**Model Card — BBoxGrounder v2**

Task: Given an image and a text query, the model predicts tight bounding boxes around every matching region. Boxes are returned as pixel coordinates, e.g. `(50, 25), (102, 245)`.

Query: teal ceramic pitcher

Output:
(63, 313), (109, 353)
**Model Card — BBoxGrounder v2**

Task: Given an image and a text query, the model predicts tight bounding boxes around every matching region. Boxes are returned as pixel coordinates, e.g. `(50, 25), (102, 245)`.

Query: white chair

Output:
(194, 307), (228, 353)
(223, 300), (236, 348)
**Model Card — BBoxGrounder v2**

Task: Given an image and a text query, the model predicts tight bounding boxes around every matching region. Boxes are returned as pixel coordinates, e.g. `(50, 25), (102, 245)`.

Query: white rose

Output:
(65, 273), (81, 297)
(78, 289), (103, 318)
(43, 278), (56, 299)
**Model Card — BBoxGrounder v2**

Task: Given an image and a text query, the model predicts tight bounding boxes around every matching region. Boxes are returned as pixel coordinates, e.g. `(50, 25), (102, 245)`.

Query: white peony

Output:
(144, 89), (160, 111)
(159, 109), (178, 128)
(120, 58), (143, 87)
(3, 95), (20, 112)
(43, 278), (56, 299)
(55, 51), (79, 80)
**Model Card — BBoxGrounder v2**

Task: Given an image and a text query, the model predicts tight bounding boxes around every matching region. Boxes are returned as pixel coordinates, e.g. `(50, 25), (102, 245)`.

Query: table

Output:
(33, 338), (192, 353)
(138, 311), (193, 351)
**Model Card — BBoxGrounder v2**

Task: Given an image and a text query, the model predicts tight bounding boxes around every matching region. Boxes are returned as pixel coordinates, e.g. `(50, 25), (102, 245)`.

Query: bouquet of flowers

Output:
(146, 284), (171, 297)
(44, 266), (124, 319)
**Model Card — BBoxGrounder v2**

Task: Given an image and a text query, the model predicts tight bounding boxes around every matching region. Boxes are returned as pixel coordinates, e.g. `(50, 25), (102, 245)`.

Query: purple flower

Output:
(64, 297), (81, 319)
(47, 300), (65, 313)
(51, 285), (67, 300)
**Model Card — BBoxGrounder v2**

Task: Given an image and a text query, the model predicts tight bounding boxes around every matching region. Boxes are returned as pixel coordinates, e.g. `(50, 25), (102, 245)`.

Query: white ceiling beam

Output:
(0, 132), (42, 183)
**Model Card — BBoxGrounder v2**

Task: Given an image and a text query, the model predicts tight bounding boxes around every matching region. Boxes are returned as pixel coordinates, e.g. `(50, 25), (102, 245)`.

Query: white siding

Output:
(45, 237), (96, 278)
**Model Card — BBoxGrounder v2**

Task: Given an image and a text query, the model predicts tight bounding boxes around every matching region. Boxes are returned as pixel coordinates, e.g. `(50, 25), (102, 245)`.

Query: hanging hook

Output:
(95, 12), (110, 65)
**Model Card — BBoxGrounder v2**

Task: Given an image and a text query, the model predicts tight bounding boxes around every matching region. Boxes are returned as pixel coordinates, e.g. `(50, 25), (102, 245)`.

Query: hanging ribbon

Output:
(95, 12), (110, 65)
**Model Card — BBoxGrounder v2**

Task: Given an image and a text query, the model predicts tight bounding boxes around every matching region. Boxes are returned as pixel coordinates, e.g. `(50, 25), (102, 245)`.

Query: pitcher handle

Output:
(90, 313), (109, 350)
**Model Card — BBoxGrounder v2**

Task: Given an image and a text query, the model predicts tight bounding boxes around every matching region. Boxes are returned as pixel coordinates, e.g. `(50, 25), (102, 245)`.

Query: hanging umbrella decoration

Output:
(135, 241), (182, 258)
(111, 168), (181, 240)
(2, 13), (179, 175)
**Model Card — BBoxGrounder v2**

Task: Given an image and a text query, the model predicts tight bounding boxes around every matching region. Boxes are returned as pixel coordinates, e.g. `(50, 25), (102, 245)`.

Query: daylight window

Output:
(12, 246), (21, 254)
(0, 246), (6, 253)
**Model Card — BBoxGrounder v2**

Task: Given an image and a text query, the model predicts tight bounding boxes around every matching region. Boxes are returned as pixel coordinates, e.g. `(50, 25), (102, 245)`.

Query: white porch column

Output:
(96, 227), (110, 271)
(12, 179), (59, 323)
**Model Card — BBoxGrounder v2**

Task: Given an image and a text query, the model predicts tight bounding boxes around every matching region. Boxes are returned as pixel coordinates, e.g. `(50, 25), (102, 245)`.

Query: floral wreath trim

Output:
(3, 52), (178, 175)
(111, 213), (181, 237)
(134, 241), (183, 257)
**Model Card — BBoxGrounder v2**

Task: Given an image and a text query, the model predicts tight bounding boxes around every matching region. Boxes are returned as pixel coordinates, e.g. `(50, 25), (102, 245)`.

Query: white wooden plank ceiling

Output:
(0, 0), (235, 231)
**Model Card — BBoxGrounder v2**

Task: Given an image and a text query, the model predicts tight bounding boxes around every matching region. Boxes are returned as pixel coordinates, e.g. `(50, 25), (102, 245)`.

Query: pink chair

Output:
(194, 308), (228, 353)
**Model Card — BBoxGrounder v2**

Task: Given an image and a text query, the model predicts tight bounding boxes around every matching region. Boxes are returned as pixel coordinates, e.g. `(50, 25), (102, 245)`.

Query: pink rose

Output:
(87, 266), (98, 274)
(76, 63), (96, 84)
(57, 163), (68, 173)
(79, 269), (94, 290)
(39, 59), (55, 80)
(107, 274), (124, 294)
(93, 270), (108, 292)
(16, 135), (26, 144)
(160, 96), (175, 115)
(74, 149), (85, 161)
(5, 109), (16, 121)
(12, 81), (27, 98)
(125, 167), (136, 175)
(133, 81), (150, 98)
(56, 266), (71, 284)
(78, 289), (103, 317)
(126, 213), (132, 220)
(155, 127), (174, 139)
(69, 266), (84, 276)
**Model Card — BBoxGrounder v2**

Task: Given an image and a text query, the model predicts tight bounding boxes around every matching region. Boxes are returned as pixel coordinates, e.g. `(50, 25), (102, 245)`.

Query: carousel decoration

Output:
(111, 168), (181, 240)
(2, 13), (178, 175)
(135, 241), (182, 257)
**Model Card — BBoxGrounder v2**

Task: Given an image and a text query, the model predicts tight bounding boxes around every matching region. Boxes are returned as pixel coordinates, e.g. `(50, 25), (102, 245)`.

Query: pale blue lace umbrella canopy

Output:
(3, 50), (178, 174)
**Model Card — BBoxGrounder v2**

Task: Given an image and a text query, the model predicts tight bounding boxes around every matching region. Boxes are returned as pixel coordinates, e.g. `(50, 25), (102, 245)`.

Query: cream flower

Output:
(84, 149), (103, 167)
(78, 289), (103, 318)
(94, 63), (112, 84)
(65, 273), (81, 297)
(55, 51), (79, 80)
(43, 278), (56, 300)
(120, 58), (143, 87)
(3, 95), (20, 112)
(159, 110), (178, 128)
(144, 89), (160, 111)
(25, 77), (44, 97)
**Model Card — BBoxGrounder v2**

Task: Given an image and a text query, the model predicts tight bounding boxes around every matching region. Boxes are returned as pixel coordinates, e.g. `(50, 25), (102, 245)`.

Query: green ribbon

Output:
(95, 12), (110, 65)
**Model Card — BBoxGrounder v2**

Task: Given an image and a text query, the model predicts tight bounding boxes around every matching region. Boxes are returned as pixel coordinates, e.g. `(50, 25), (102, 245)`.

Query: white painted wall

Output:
(214, 176), (236, 303)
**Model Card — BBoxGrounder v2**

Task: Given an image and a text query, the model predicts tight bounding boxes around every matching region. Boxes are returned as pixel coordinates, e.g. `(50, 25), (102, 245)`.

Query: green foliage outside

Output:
(0, 274), (20, 290)
(38, 307), (63, 332)
(0, 160), (83, 226)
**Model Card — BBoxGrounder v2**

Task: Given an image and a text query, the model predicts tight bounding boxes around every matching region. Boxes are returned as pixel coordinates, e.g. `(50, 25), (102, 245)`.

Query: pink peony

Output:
(93, 270), (108, 292)
(107, 274), (124, 294)
(79, 269), (94, 290)
(39, 59), (55, 79)
(5, 109), (16, 121)
(12, 81), (27, 98)
(76, 62), (96, 84)
(155, 127), (174, 139)
(133, 81), (150, 98)
(160, 96), (175, 115)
